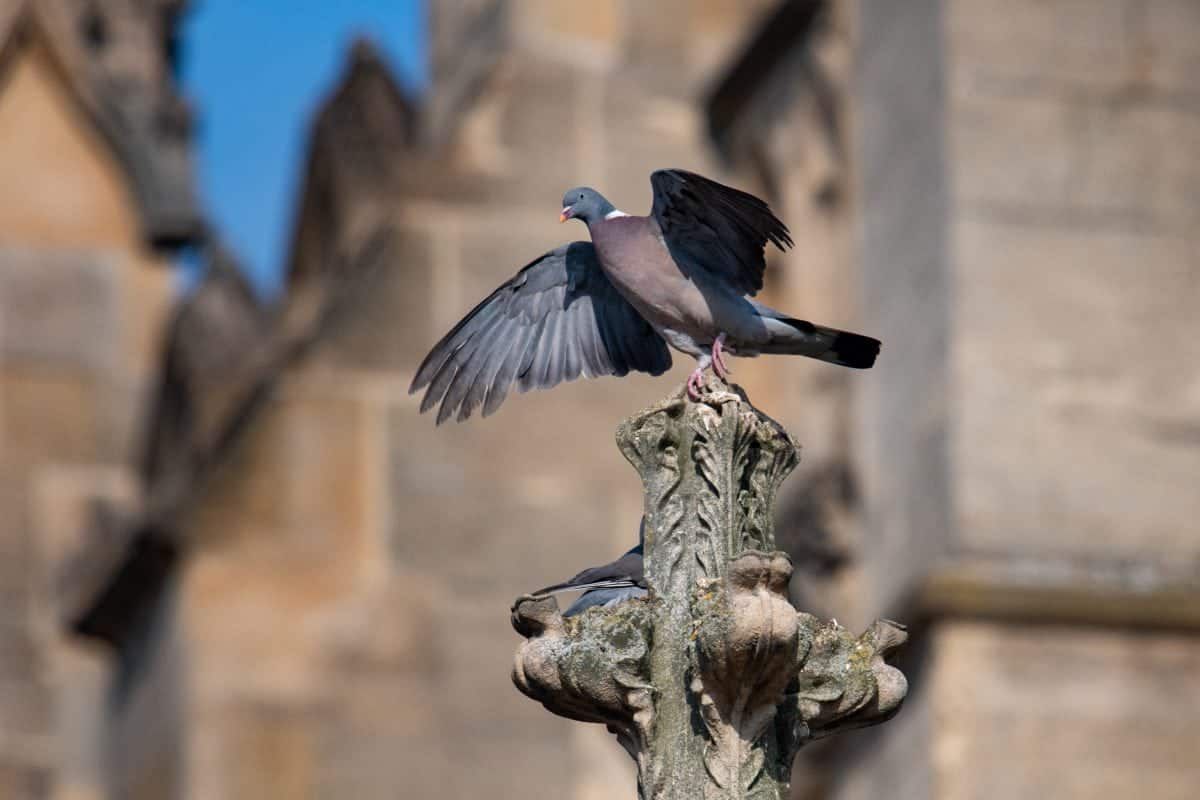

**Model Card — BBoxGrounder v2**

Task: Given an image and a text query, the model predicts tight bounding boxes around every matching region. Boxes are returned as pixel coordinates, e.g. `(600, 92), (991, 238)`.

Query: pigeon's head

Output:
(560, 187), (615, 225)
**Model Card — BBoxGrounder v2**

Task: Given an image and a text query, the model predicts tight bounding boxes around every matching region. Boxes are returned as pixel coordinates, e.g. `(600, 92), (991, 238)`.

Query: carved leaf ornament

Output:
(513, 379), (908, 799)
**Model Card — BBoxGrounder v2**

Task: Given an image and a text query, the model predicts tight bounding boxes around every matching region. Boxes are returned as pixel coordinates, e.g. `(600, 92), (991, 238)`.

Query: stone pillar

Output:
(512, 378), (908, 799)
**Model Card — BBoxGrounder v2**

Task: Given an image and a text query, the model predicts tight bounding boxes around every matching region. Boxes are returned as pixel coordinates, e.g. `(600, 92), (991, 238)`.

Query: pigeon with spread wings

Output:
(410, 169), (880, 422)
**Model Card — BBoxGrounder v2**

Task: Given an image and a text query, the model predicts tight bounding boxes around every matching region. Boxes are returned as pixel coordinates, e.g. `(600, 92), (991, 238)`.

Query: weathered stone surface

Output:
(952, 221), (1200, 560)
(853, 0), (953, 617)
(930, 621), (1200, 800)
(936, 0), (1200, 573)
(0, 466), (33, 622)
(951, 0), (1200, 97)
(511, 594), (655, 759)
(0, 759), (50, 800)
(820, 3), (1200, 798)
(951, 80), (1200, 232)
(0, 4), (198, 799)
(311, 230), (434, 371)
(512, 383), (907, 799)
(28, 464), (138, 623)
(0, 369), (104, 466)
(948, 0), (1135, 92)
(0, 249), (119, 371)
(514, 0), (623, 59)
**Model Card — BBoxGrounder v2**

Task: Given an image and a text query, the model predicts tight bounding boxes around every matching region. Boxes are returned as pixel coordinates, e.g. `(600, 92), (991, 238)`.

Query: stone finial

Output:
(512, 379), (908, 799)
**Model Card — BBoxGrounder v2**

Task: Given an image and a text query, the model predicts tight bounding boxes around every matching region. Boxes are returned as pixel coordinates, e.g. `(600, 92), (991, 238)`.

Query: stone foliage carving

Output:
(512, 379), (908, 799)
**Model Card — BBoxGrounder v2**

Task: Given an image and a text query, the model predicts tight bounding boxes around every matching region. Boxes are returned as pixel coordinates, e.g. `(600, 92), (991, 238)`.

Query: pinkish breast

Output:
(590, 217), (712, 336)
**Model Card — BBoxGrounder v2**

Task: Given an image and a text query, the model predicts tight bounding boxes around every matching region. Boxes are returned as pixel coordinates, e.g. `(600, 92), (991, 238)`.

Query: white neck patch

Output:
(605, 209), (629, 219)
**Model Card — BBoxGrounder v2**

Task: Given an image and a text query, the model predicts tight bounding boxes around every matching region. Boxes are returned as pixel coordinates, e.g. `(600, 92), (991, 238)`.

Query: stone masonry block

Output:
(953, 91), (1200, 231)
(0, 249), (119, 372)
(0, 369), (103, 466)
(949, 0), (1136, 92)
(931, 621), (1200, 800)
(953, 219), (1200, 560)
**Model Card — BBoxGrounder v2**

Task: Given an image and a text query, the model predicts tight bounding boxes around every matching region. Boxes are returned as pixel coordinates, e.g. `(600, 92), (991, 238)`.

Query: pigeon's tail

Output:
(753, 307), (880, 369)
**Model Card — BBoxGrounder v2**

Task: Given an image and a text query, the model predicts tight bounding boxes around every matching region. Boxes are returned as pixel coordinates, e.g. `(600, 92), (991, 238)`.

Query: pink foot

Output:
(712, 333), (732, 380)
(687, 367), (705, 400)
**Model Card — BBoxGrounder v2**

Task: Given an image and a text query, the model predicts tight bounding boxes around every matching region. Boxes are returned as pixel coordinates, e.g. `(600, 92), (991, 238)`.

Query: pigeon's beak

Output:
(559, 207), (572, 223)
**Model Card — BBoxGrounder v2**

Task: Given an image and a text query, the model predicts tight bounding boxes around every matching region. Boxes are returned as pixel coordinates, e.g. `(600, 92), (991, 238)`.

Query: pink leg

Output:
(687, 367), (705, 400)
(711, 333), (732, 380)
(687, 354), (711, 400)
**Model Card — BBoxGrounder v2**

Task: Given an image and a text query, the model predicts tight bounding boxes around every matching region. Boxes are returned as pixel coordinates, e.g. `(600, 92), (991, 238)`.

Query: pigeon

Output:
(410, 169), (880, 422)
(532, 541), (647, 617)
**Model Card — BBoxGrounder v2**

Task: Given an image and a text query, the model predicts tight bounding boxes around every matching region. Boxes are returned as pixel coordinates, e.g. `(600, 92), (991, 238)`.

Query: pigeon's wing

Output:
(533, 551), (645, 596)
(409, 242), (672, 423)
(649, 168), (792, 296)
(564, 586), (649, 617)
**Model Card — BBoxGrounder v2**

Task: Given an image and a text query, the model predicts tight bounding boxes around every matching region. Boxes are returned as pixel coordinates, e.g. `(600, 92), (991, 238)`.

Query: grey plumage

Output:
(563, 585), (647, 617)
(410, 169), (880, 422)
(533, 539), (647, 618)
(410, 242), (671, 423)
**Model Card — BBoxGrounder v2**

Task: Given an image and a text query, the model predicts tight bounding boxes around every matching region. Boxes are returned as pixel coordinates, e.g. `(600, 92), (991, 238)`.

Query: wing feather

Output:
(458, 318), (519, 421)
(410, 242), (671, 423)
(481, 325), (531, 417)
(649, 168), (792, 296)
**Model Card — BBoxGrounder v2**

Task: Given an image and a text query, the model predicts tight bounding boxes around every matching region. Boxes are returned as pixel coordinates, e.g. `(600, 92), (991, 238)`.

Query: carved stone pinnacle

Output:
(512, 377), (908, 799)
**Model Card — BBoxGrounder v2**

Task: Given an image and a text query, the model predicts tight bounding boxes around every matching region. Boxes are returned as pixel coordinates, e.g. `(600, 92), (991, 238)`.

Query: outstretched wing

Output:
(409, 242), (671, 423)
(649, 168), (792, 296)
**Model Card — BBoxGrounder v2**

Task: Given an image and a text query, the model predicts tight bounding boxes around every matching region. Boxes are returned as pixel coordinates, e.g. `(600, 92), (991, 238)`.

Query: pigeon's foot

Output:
(712, 333), (733, 379)
(688, 353), (715, 400)
(687, 367), (705, 401)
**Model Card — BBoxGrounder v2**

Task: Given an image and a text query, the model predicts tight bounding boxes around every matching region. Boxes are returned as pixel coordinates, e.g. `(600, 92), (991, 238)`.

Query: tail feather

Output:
(823, 328), (881, 369)
(757, 315), (881, 369)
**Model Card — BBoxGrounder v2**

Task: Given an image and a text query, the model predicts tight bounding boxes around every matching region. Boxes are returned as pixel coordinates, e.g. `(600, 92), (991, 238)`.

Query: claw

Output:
(687, 367), (704, 400)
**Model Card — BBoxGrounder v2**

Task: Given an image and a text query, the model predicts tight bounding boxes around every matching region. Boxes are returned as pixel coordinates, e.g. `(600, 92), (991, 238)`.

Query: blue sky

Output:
(182, 1), (426, 296)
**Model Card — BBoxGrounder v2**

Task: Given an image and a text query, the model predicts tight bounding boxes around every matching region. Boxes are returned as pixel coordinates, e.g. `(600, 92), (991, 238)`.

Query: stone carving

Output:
(512, 377), (908, 799)
(511, 595), (656, 771)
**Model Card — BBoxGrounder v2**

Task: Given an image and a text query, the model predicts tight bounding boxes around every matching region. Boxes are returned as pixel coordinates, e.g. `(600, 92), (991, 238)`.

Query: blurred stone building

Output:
(2, 0), (1199, 799)
(710, 1), (1200, 800)
(0, 0), (201, 796)
(716, 2), (1200, 799)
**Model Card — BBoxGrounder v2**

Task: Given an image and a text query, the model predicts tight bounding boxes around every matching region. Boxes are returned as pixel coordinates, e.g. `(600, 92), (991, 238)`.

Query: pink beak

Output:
(559, 207), (572, 223)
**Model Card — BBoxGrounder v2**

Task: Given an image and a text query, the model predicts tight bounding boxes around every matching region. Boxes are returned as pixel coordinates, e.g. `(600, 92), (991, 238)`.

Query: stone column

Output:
(512, 378), (908, 799)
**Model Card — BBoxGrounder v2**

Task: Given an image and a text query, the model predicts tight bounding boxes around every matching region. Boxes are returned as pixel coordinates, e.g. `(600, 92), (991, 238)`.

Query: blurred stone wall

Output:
(838, 1), (1200, 798)
(945, 0), (1200, 564)
(835, 0), (1200, 614)
(0, 2), (196, 797)
(698, 1), (1200, 798)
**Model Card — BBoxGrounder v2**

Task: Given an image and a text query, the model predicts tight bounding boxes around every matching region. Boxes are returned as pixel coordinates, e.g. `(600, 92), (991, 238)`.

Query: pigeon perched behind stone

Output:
(533, 539), (647, 617)
(410, 169), (880, 422)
